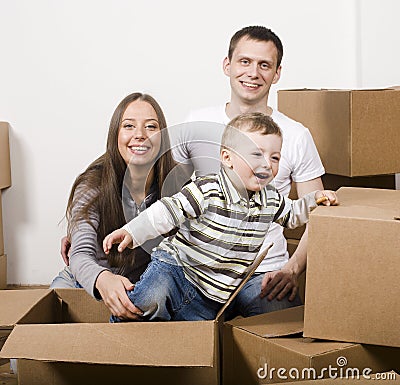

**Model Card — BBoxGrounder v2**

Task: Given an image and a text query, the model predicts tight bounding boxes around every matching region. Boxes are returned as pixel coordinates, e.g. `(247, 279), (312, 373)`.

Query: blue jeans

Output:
(224, 272), (303, 321)
(110, 250), (223, 322)
(50, 266), (83, 289)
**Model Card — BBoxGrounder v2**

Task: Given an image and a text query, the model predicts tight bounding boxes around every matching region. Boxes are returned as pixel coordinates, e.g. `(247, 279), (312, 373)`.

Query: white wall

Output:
(1, 0), (399, 284)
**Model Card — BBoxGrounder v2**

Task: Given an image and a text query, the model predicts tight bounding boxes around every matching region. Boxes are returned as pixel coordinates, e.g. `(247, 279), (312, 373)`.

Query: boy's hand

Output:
(315, 190), (339, 206)
(103, 229), (134, 254)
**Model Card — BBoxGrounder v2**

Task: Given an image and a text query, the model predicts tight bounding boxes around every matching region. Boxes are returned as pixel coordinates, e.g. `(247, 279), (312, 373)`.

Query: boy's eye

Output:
(252, 152), (262, 157)
(271, 156), (280, 162)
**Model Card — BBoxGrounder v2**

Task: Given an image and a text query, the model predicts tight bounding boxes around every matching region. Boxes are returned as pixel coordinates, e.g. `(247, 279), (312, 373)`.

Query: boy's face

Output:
(223, 37), (281, 106)
(222, 131), (282, 193)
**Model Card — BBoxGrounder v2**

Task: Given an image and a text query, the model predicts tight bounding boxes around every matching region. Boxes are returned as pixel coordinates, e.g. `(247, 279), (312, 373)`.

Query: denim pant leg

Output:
(110, 250), (221, 322)
(225, 272), (302, 320)
(49, 266), (83, 289)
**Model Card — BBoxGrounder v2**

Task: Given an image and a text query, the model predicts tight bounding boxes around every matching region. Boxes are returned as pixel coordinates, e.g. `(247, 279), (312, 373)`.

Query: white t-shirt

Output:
(169, 104), (325, 272)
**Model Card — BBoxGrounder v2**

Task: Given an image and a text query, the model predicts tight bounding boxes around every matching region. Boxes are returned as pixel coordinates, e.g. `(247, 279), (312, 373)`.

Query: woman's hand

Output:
(95, 270), (143, 320)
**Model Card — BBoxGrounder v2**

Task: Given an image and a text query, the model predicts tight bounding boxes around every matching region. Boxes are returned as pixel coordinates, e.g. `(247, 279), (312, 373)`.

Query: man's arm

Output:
(261, 177), (324, 301)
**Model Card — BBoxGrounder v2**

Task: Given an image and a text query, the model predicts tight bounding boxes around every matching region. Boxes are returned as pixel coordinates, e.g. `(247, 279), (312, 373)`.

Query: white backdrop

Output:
(1, 0), (399, 284)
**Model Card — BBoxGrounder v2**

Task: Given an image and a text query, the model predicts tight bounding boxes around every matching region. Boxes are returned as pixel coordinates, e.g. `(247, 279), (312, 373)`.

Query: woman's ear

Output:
(221, 148), (233, 169)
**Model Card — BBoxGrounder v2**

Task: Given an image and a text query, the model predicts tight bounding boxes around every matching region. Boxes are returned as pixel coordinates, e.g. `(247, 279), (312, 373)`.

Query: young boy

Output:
(103, 113), (338, 322)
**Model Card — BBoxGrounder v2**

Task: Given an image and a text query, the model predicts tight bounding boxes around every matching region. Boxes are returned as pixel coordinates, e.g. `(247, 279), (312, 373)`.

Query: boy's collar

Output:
(219, 168), (268, 208)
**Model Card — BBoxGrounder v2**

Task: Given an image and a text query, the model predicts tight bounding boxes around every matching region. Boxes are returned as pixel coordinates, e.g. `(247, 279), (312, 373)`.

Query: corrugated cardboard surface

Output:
(0, 255), (6, 290)
(0, 122), (11, 189)
(0, 192), (4, 256)
(278, 89), (400, 177)
(304, 187), (400, 347)
(224, 306), (400, 385)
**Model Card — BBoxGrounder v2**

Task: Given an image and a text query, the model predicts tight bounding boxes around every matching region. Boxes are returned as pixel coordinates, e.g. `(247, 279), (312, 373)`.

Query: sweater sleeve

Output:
(68, 189), (109, 298)
(123, 180), (207, 246)
(273, 191), (318, 229)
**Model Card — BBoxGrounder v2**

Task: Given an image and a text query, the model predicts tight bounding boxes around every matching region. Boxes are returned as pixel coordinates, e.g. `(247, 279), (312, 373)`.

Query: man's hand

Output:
(95, 270), (143, 320)
(103, 229), (134, 254)
(260, 267), (298, 302)
(60, 236), (71, 266)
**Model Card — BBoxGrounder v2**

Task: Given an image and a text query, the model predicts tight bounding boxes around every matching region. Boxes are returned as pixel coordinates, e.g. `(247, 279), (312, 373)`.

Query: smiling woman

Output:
(49, 92), (185, 320)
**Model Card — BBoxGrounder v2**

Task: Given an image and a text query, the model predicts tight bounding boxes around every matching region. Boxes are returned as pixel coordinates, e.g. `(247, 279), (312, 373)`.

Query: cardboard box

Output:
(0, 288), (218, 385)
(277, 88), (400, 177)
(223, 306), (400, 385)
(0, 122), (11, 189)
(0, 191), (3, 256)
(304, 187), (400, 347)
(284, 173), (396, 240)
(261, 371), (400, 384)
(0, 248), (270, 385)
(322, 173), (396, 191)
(0, 255), (6, 290)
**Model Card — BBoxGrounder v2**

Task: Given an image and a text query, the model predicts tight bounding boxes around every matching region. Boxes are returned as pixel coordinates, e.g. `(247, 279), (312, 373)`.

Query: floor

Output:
(1, 285), (49, 385)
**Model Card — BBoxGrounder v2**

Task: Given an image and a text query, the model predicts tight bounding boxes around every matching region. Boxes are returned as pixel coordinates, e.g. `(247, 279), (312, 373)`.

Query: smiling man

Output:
(170, 26), (325, 318)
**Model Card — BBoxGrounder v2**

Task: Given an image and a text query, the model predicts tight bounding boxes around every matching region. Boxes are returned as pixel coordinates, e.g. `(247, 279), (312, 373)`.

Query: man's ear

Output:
(221, 148), (233, 168)
(223, 56), (230, 77)
(272, 65), (282, 84)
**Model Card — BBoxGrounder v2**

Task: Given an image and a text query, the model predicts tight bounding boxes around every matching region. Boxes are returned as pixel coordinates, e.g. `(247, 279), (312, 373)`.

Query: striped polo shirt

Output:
(126, 169), (316, 303)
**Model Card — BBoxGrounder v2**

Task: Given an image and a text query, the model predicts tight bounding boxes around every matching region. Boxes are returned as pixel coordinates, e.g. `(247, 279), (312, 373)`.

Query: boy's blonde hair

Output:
(221, 112), (282, 151)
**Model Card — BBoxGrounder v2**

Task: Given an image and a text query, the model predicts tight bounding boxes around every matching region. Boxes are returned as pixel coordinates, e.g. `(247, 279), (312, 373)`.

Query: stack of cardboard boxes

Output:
(0, 122), (11, 290)
(223, 89), (400, 384)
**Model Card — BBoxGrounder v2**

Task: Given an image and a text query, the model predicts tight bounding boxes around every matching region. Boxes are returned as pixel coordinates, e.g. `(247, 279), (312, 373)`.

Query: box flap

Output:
(227, 305), (304, 337)
(311, 187), (400, 220)
(1, 321), (215, 367)
(216, 245), (272, 320)
(0, 289), (51, 329)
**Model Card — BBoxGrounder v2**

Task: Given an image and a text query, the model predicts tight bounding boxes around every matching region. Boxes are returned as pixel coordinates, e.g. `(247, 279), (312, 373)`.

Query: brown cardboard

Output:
(277, 89), (400, 177)
(0, 247), (271, 385)
(0, 191), (4, 256)
(223, 306), (400, 385)
(304, 187), (400, 347)
(0, 255), (6, 290)
(0, 122), (11, 189)
(322, 173), (396, 191)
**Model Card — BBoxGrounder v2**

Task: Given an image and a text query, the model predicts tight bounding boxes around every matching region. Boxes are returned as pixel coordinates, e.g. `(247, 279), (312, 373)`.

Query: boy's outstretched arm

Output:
(103, 229), (136, 254)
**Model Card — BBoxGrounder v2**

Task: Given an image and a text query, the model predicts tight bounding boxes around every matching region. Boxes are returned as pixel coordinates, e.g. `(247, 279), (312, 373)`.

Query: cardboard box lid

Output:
(226, 306), (357, 356)
(0, 321), (216, 367)
(311, 187), (400, 221)
(0, 289), (51, 329)
(0, 122), (11, 190)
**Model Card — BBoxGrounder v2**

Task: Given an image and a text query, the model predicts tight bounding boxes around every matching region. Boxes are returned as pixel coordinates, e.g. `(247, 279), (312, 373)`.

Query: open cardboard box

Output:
(304, 187), (400, 348)
(277, 88), (400, 177)
(223, 306), (400, 385)
(0, 247), (270, 385)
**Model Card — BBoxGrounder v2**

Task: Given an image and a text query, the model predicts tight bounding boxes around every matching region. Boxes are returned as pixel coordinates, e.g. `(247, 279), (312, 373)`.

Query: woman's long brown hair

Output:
(66, 93), (176, 268)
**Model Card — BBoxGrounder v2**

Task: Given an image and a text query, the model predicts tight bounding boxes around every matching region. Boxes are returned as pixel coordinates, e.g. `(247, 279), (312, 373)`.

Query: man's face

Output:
(222, 131), (282, 193)
(223, 37), (281, 106)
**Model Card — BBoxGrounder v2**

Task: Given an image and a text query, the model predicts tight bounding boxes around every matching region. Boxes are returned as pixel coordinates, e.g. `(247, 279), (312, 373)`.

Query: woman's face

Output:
(118, 100), (162, 167)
